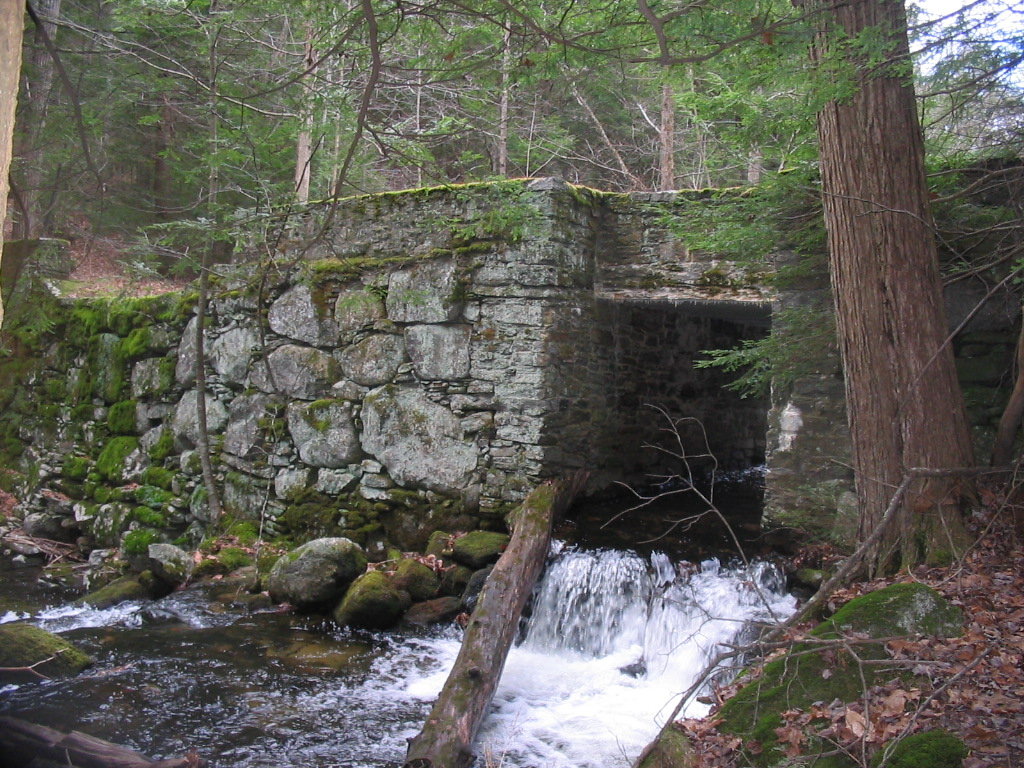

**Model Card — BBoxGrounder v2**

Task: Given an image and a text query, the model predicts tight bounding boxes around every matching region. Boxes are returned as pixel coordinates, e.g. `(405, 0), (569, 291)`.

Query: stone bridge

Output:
(5, 178), (1014, 553)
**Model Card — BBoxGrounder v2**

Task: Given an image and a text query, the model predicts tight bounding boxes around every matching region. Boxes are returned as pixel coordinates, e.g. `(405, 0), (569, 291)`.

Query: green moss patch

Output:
(0, 623), (93, 683)
(122, 527), (160, 555)
(95, 437), (139, 482)
(107, 400), (138, 435)
(62, 455), (92, 481)
(451, 530), (509, 569)
(873, 730), (967, 768)
(717, 583), (965, 767)
(80, 574), (151, 608)
(140, 465), (175, 490)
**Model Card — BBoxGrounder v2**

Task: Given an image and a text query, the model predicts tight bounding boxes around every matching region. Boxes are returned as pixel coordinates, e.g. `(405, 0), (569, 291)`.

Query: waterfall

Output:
(463, 545), (795, 768)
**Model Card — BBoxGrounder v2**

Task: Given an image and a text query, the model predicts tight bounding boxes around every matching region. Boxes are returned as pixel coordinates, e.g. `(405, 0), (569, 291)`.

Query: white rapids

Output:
(400, 544), (796, 768)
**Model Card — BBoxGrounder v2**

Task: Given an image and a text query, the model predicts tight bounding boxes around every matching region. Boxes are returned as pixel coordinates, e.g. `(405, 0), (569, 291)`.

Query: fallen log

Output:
(403, 474), (586, 768)
(0, 715), (204, 768)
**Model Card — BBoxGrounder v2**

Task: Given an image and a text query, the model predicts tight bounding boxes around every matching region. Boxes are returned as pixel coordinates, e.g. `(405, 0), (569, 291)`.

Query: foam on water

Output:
(1, 546), (793, 767)
(466, 546), (795, 767)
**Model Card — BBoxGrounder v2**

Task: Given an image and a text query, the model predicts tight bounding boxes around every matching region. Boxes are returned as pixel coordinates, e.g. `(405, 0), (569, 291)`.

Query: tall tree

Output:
(0, 0), (25, 330)
(800, 0), (975, 573)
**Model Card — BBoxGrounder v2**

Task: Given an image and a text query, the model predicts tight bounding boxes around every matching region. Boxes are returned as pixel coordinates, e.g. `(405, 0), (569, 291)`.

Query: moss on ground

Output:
(716, 583), (965, 767)
(873, 730), (968, 768)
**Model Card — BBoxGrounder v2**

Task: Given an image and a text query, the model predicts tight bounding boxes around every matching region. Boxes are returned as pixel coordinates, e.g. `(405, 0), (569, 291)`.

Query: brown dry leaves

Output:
(677, 500), (1024, 768)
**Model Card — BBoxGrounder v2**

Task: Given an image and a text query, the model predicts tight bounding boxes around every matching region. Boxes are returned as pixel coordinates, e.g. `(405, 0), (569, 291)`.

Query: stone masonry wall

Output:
(1, 179), (779, 559)
(9, 178), (1005, 557)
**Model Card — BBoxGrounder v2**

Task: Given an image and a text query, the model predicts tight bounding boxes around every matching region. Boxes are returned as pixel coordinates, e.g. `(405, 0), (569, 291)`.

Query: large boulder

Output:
(403, 596), (463, 627)
(269, 284), (340, 347)
(405, 324), (472, 380)
(714, 582), (964, 767)
(0, 623), (92, 684)
(334, 287), (386, 343)
(332, 570), (411, 629)
(171, 390), (228, 448)
(222, 392), (282, 459)
(208, 324), (260, 384)
(148, 543), (194, 587)
(175, 316), (199, 385)
(268, 538), (367, 610)
(452, 531), (509, 569)
(286, 400), (360, 468)
(386, 259), (463, 322)
(79, 573), (156, 608)
(251, 344), (341, 400)
(338, 333), (406, 387)
(360, 385), (478, 494)
(391, 558), (440, 602)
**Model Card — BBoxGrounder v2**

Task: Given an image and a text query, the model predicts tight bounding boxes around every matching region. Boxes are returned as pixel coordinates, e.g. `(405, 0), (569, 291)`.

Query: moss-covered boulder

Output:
(451, 530), (509, 569)
(816, 582), (963, 639)
(80, 574), (154, 608)
(0, 623), (93, 684)
(148, 543), (194, 587)
(439, 563), (473, 596)
(267, 537), (368, 610)
(391, 558), (439, 602)
(333, 570), (411, 629)
(715, 583), (964, 767)
(425, 530), (454, 559)
(95, 437), (140, 482)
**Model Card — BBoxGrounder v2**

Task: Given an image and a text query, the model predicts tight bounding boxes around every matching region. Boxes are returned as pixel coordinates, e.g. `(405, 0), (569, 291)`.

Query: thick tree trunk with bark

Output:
(991, 321), (1024, 466)
(0, 0), (24, 329)
(16, 0), (61, 237)
(403, 475), (585, 768)
(806, 0), (974, 572)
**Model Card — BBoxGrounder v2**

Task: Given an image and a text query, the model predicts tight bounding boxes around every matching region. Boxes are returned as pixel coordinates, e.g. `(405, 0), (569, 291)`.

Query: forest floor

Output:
(682, 485), (1024, 768)
(62, 232), (189, 298)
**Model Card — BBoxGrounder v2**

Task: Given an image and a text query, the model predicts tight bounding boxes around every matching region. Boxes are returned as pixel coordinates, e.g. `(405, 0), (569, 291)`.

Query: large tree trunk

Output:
(403, 475), (584, 768)
(807, 0), (974, 573)
(0, 0), (25, 330)
(17, 0), (61, 237)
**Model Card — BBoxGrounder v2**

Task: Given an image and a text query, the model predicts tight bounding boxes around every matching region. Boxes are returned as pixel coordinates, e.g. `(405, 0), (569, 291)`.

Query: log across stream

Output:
(0, 490), (794, 767)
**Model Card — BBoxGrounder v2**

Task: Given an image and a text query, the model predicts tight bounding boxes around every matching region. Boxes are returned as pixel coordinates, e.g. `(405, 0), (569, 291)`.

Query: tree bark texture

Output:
(0, 0), (25, 329)
(991, 320), (1024, 466)
(0, 715), (205, 768)
(658, 82), (675, 191)
(403, 475), (585, 768)
(16, 0), (61, 236)
(809, 0), (974, 571)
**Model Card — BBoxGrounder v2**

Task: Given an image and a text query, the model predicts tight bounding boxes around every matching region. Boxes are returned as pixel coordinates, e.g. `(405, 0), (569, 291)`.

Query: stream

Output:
(0, 493), (795, 767)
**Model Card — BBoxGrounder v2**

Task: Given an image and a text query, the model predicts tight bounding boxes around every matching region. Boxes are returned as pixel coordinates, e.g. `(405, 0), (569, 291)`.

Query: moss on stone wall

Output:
(95, 437), (140, 482)
(107, 400), (138, 435)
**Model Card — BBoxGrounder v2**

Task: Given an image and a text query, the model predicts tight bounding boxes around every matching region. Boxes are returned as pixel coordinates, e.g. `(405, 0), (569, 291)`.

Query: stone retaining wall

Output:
(2, 178), (1015, 556)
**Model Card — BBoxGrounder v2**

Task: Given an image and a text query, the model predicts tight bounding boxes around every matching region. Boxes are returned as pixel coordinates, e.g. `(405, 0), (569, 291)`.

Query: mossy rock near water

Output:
(0, 623), (93, 684)
(267, 537), (368, 610)
(332, 570), (411, 629)
(451, 530), (509, 569)
(640, 583), (965, 768)
(713, 583), (964, 768)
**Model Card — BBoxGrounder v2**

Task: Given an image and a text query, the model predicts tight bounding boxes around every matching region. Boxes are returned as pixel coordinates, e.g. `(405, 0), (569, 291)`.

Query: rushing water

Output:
(0, 545), (794, 767)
